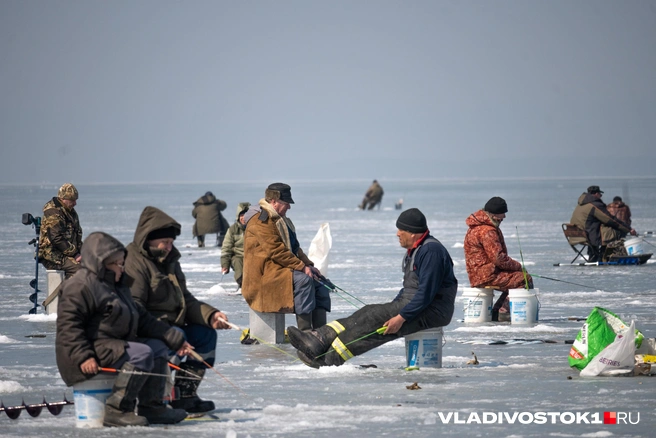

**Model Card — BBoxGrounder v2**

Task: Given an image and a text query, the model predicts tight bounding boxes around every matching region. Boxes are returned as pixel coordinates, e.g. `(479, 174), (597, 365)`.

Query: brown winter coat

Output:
(242, 199), (314, 313)
(463, 210), (522, 288)
(55, 232), (184, 386)
(125, 206), (219, 327)
(607, 201), (632, 227)
(192, 193), (228, 237)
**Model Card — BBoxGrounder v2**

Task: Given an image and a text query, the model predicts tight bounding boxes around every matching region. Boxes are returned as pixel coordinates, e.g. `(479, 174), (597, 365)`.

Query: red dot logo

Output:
(604, 412), (617, 424)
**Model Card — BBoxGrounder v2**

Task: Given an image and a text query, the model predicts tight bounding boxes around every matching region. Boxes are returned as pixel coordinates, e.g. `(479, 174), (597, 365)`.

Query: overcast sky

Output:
(1, 1), (655, 184)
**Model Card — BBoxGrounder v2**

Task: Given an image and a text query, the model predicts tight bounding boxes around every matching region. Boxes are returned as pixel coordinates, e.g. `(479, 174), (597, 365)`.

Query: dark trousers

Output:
(170, 324), (217, 367)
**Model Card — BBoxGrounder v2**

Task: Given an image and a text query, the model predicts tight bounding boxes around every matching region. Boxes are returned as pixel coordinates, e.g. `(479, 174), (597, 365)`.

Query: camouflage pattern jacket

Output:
(463, 210), (522, 287)
(38, 197), (83, 265)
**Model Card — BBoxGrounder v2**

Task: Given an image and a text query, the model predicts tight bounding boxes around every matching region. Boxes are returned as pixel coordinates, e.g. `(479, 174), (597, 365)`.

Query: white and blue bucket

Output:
(462, 287), (494, 323)
(72, 374), (115, 428)
(405, 327), (443, 369)
(624, 237), (644, 256)
(509, 288), (540, 325)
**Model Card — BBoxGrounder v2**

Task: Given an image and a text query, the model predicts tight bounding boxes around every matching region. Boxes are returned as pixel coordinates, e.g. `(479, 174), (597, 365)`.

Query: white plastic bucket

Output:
(405, 327), (443, 368)
(509, 288), (540, 325)
(624, 237), (644, 256)
(72, 374), (115, 428)
(462, 287), (494, 323)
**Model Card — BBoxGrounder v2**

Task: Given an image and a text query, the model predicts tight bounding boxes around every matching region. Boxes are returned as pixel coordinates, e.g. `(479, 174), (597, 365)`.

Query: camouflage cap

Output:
(58, 183), (79, 201)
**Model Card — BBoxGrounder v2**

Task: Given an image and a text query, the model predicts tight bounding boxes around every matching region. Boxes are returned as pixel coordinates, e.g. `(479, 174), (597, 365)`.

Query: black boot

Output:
(170, 362), (215, 413)
(137, 358), (187, 424)
(287, 327), (327, 360)
(297, 350), (326, 369)
(295, 313), (313, 331)
(103, 363), (150, 427)
(312, 308), (326, 329)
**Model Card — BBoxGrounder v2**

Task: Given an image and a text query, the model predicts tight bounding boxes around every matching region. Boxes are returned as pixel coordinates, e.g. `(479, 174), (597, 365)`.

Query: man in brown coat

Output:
(242, 183), (331, 331)
(192, 191), (229, 247)
(464, 197), (532, 321)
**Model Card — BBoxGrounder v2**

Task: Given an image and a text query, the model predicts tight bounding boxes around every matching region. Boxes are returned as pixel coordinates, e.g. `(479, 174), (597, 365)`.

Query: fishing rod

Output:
(100, 367), (200, 380)
(215, 317), (300, 361)
(0, 397), (74, 419)
(515, 227), (530, 290)
(315, 276), (367, 307)
(528, 274), (597, 290)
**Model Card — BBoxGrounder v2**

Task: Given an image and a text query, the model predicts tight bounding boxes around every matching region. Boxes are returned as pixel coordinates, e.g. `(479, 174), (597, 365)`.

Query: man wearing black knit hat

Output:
(464, 197), (533, 321)
(287, 208), (458, 368)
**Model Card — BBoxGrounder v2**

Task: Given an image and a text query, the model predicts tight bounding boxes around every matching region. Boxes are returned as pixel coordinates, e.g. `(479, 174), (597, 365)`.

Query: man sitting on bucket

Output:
(463, 196), (532, 322)
(287, 208), (458, 368)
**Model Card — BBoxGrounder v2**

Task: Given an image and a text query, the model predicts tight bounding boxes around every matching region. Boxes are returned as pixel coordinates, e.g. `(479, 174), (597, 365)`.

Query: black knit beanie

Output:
(147, 226), (179, 241)
(484, 197), (508, 214)
(396, 208), (428, 234)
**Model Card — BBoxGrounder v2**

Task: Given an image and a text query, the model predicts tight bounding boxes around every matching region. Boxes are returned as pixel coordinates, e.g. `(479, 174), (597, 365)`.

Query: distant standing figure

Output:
(464, 197), (533, 321)
(38, 183), (83, 278)
(221, 202), (251, 289)
(606, 196), (632, 227)
(192, 191), (229, 247)
(359, 180), (384, 210)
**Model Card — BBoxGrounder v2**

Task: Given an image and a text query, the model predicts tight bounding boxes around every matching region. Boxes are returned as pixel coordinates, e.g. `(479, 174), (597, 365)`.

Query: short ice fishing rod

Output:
(515, 227), (530, 290)
(100, 367), (200, 380)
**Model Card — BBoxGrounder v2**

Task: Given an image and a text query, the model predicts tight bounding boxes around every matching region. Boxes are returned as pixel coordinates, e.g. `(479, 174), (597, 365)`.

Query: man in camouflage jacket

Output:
(38, 183), (83, 278)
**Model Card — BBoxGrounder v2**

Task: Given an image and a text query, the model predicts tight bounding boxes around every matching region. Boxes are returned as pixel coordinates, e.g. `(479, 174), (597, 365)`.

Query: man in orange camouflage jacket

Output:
(464, 197), (532, 320)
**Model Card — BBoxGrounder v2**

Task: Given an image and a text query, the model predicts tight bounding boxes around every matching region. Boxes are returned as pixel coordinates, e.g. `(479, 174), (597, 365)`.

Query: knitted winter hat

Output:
(146, 226), (179, 241)
(396, 208), (428, 234)
(484, 197), (508, 215)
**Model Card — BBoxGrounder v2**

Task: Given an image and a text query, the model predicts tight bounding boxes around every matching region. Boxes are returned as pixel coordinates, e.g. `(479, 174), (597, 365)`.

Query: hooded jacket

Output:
(221, 202), (250, 270)
(570, 193), (631, 247)
(192, 193), (228, 237)
(55, 232), (184, 386)
(463, 210), (522, 288)
(242, 199), (314, 313)
(125, 206), (219, 327)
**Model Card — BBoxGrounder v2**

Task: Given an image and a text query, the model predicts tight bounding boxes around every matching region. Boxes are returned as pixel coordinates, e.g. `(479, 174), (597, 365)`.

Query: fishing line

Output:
(529, 274), (598, 290)
(515, 226), (530, 290)
(315, 327), (387, 360)
(188, 350), (249, 398)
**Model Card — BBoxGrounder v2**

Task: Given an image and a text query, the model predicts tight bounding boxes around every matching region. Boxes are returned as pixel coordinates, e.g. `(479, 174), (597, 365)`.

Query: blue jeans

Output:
(170, 324), (217, 367)
(292, 271), (331, 314)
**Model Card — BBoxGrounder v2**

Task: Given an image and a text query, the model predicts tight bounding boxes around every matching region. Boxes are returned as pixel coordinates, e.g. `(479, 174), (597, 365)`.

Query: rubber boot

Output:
(170, 362), (215, 414)
(137, 358), (187, 424)
(295, 313), (313, 331)
(197, 236), (205, 248)
(287, 327), (327, 360)
(311, 308), (326, 329)
(297, 350), (328, 369)
(103, 363), (150, 427)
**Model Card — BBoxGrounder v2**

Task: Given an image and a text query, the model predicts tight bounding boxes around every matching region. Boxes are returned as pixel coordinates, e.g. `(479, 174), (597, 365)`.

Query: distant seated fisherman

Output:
(38, 183), (83, 278)
(243, 183), (331, 331)
(464, 197), (533, 321)
(570, 186), (635, 262)
(221, 202), (251, 289)
(287, 208), (458, 368)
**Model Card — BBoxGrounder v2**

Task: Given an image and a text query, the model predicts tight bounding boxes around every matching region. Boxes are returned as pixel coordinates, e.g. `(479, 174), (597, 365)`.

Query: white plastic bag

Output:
(308, 223), (332, 276)
(580, 321), (636, 377)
